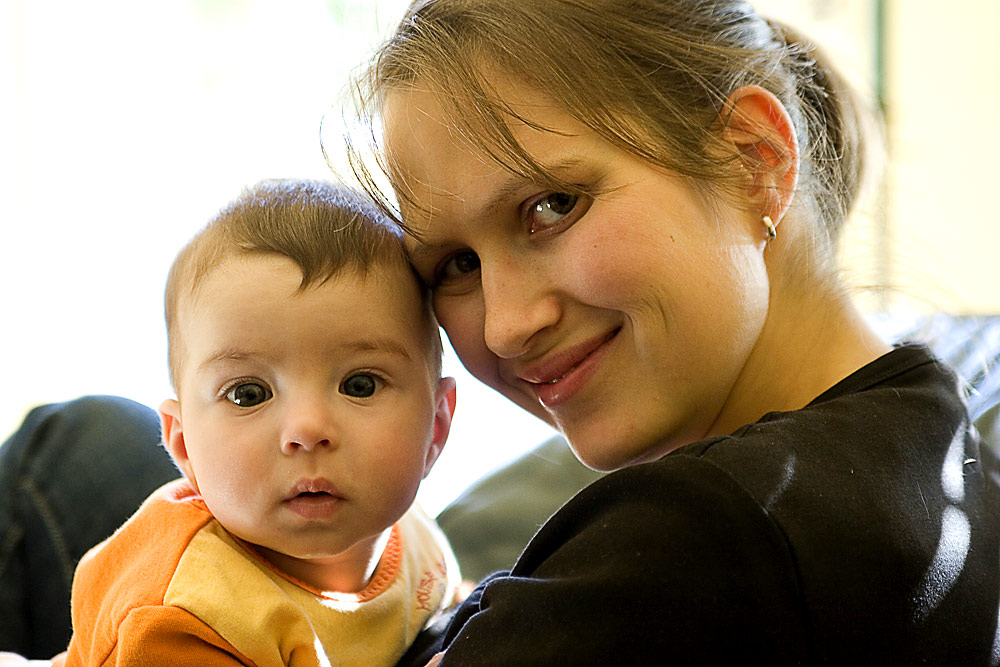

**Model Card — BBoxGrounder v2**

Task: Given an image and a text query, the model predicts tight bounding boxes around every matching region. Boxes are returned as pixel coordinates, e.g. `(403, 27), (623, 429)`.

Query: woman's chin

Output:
(567, 427), (689, 473)
(567, 439), (638, 473)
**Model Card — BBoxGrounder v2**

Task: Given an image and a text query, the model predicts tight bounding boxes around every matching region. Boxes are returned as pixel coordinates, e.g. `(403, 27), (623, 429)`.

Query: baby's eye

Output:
(436, 250), (481, 284)
(225, 382), (272, 407)
(527, 192), (581, 234)
(340, 373), (380, 398)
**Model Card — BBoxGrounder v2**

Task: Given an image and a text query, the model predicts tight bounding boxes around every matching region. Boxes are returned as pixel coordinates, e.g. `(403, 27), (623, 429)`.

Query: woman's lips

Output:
(520, 328), (620, 409)
(284, 478), (344, 520)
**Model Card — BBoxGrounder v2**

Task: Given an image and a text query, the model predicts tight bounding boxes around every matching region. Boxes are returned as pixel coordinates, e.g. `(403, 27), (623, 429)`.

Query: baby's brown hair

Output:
(164, 179), (442, 388)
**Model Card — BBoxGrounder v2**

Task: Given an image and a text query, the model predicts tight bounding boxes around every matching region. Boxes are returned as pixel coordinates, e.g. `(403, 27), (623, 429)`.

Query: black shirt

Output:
(403, 346), (1000, 665)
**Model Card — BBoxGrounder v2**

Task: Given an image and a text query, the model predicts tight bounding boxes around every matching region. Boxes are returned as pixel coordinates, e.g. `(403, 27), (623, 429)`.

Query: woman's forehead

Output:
(383, 75), (581, 161)
(383, 83), (598, 208)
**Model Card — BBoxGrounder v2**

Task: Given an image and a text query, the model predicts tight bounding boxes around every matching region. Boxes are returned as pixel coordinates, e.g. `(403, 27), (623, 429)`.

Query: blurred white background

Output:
(0, 0), (557, 515)
(2, 0), (997, 514)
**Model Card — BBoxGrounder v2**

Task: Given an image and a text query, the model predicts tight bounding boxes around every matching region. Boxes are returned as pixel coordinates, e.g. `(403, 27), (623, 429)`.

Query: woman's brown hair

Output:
(346, 0), (870, 247)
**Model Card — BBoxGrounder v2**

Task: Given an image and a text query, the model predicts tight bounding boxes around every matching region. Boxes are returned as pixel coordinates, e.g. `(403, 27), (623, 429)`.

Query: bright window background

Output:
(0, 0), (556, 516)
(756, 0), (1000, 315)
(3, 0), (998, 515)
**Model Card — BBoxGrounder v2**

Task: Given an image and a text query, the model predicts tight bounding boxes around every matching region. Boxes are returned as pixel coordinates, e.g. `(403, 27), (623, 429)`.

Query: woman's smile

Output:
(517, 327), (621, 409)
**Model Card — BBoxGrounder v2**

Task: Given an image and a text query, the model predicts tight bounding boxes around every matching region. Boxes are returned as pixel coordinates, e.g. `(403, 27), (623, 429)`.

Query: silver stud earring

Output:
(762, 215), (777, 240)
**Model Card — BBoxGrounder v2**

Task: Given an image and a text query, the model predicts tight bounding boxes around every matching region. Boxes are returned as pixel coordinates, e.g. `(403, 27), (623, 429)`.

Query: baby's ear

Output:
(159, 399), (195, 483)
(423, 377), (457, 478)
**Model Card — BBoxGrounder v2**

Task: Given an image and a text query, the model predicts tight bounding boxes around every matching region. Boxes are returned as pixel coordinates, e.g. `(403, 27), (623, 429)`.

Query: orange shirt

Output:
(66, 480), (459, 667)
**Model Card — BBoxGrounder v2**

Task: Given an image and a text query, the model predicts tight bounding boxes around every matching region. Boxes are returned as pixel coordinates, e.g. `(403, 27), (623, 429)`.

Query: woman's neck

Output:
(706, 276), (892, 439)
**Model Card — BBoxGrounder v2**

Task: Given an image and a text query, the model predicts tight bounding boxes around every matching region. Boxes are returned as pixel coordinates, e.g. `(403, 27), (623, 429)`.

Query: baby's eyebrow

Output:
(198, 349), (259, 371)
(341, 338), (413, 361)
(198, 340), (413, 367)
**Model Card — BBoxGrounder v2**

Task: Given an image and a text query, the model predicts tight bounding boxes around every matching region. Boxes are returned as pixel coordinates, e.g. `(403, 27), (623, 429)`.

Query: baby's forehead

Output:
(190, 250), (415, 297)
(171, 251), (440, 388)
(178, 252), (428, 342)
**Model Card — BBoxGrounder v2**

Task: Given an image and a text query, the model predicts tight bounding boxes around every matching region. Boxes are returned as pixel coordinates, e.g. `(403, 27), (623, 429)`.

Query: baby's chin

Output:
(254, 537), (371, 564)
(252, 541), (386, 594)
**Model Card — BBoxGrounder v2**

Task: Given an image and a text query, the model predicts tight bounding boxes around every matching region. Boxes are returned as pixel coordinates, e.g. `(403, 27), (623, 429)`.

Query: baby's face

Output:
(163, 254), (451, 591)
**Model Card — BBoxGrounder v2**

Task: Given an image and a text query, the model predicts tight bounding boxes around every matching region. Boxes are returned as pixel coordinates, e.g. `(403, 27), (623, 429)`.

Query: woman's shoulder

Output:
(515, 346), (968, 561)
(516, 343), (1000, 661)
(649, 343), (991, 568)
(670, 344), (976, 514)
(427, 347), (999, 664)
(478, 452), (813, 666)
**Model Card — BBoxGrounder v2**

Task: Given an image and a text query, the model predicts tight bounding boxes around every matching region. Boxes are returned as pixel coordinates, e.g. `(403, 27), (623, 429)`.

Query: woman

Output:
(346, 0), (1000, 664)
(2, 1), (997, 664)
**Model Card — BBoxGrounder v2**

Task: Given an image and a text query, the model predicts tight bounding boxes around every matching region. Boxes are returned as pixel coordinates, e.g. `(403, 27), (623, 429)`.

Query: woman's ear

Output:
(423, 376), (457, 478)
(721, 85), (799, 228)
(159, 398), (196, 483)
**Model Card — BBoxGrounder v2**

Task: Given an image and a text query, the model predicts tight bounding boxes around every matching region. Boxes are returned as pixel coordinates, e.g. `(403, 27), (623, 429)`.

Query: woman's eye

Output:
(528, 192), (580, 233)
(341, 373), (379, 398)
(225, 382), (272, 407)
(436, 250), (481, 283)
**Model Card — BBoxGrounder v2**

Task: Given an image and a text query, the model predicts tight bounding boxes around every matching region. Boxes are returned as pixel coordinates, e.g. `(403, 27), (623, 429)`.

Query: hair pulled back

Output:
(349, 0), (869, 244)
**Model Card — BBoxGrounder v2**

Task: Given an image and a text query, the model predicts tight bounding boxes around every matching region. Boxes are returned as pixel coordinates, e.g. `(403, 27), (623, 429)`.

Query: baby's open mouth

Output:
(287, 478), (342, 501)
(285, 480), (343, 519)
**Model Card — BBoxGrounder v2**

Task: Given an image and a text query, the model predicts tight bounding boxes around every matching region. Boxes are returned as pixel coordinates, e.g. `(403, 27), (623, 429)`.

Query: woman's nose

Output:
(280, 400), (337, 454)
(480, 256), (561, 359)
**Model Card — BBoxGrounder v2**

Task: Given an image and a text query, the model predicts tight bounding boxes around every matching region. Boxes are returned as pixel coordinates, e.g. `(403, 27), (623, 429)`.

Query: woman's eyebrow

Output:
(478, 156), (588, 216)
(404, 155), (592, 260)
(407, 242), (446, 264)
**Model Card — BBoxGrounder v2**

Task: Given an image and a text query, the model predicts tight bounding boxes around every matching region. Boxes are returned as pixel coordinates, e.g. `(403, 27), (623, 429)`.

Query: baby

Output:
(64, 180), (460, 667)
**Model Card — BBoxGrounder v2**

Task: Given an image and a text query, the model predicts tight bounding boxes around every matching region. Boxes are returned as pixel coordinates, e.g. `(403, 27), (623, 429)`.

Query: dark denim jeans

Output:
(0, 396), (179, 659)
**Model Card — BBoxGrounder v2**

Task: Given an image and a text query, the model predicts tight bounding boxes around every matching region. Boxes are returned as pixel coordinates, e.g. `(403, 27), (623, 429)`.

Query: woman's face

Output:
(384, 82), (772, 471)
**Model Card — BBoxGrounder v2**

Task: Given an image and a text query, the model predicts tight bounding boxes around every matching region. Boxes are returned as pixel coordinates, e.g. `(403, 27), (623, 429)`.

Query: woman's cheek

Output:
(436, 295), (491, 374)
(437, 294), (546, 417)
(566, 239), (650, 309)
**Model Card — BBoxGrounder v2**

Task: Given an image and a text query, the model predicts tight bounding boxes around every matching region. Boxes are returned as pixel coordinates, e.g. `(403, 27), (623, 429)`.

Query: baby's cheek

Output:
(364, 450), (427, 523)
